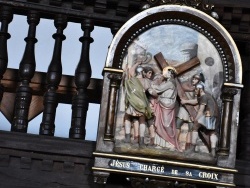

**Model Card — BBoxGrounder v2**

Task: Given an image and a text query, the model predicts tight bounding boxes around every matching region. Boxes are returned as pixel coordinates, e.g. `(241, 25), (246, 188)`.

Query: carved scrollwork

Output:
(107, 73), (123, 81)
(143, 0), (214, 12)
(222, 87), (238, 101)
(107, 73), (123, 89)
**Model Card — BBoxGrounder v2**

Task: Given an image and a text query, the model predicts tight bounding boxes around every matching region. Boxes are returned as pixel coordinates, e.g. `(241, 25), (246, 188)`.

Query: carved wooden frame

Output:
(93, 5), (243, 187)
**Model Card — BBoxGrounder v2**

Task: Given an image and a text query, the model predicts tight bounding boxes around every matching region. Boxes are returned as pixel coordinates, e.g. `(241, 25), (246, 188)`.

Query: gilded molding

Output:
(107, 73), (123, 81)
(92, 167), (236, 187)
(224, 83), (243, 89)
(222, 87), (238, 101)
(103, 67), (124, 74)
(93, 152), (237, 173)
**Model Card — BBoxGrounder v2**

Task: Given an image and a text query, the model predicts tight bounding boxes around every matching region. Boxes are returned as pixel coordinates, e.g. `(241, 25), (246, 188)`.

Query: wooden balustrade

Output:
(1, 68), (102, 103)
(69, 19), (94, 139)
(0, 6), (12, 103)
(0, 4), (110, 138)
(11, 10), (40, 133)
(39, 14), (67, 136)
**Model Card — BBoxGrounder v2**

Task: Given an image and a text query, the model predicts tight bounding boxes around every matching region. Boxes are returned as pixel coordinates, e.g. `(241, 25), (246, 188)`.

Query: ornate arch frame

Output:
(93, 5), (243, 187)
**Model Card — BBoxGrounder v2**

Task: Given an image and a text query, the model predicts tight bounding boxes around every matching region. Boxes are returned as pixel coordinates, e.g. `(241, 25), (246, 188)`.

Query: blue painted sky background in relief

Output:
(138, 25), (199, 63)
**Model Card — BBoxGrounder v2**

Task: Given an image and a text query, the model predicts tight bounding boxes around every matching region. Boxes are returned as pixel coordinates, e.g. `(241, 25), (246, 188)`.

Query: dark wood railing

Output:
(0, 1), (134, 139)
(0, 2), (134, 187)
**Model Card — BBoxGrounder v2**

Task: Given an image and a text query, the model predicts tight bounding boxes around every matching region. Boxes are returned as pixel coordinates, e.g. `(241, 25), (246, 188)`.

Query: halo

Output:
(162, 66), (177, 77)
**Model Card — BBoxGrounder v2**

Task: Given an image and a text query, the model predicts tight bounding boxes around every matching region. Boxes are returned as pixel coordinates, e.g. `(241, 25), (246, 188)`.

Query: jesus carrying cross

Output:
(151, 52), (200, 151)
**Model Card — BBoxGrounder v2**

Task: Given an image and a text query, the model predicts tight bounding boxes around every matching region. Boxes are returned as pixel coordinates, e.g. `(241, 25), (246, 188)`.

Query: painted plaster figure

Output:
(123, 57), (156, 147)
(181, 82), (219, 156)
(176, 73), (204, 149)
(151, 67), (181, 151)
(142, 66), (157, 146)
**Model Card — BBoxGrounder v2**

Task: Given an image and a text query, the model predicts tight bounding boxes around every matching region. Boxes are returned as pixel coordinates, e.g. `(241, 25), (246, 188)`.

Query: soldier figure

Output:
(181, 82), (219, 157)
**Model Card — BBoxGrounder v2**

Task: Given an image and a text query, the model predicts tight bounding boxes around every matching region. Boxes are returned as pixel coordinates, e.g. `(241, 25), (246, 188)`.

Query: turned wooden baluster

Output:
(11, 11), (40, 132)
(69, 19), (94, 139)
(40, 14), (67, 136)
(0, 6), (13, 103)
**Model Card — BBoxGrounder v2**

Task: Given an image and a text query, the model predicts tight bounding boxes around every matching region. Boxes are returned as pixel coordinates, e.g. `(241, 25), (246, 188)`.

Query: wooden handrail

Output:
(1, 68), (103, 104)
(0, 0), (141, 27)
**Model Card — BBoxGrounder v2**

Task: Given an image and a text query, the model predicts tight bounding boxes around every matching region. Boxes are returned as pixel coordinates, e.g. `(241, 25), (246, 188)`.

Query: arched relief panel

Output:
(94, 5), (243, 187)
(106, 5), (242, 84)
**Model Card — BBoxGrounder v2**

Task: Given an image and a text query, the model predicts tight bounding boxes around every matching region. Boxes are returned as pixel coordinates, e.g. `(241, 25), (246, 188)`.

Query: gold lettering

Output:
(139, 164), (143, 170)
(186, 171), (192, 176)
(139, 164), (164, 172)
(161, 166), (164, 173)
(199, 172), (219, 180)
(115, 160), (121, 167)
(147, 165), (152, 171)
(152, 166), (156, 172)
(109, 160), (130, 169)
(143, 165), (148, 171)
(171, 169), (178, 175)
(126, 162), (130, 168)
(199, 172), (203, 178)
(213, 173), (219, 180)
(110, 160), (115, 167)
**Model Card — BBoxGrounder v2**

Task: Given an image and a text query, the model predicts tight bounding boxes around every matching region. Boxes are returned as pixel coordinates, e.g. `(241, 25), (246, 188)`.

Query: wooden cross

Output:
(154, 52), (200, 119)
